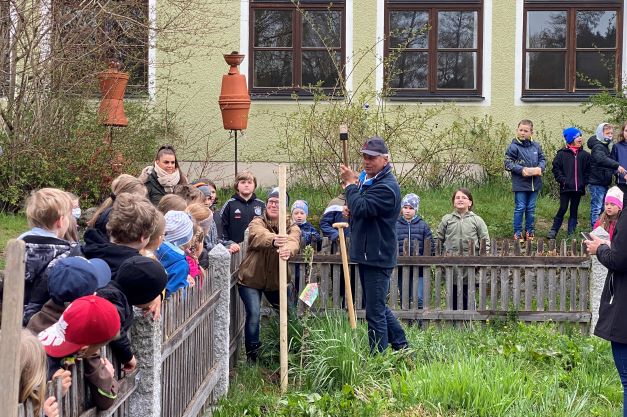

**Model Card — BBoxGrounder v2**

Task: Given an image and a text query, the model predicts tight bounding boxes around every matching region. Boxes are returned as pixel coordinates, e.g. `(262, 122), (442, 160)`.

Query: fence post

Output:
(590, 255), (607, 335)
(129, 308), (162, 417)
(209, 244), (232, 400)
(0, 239), (25, 417)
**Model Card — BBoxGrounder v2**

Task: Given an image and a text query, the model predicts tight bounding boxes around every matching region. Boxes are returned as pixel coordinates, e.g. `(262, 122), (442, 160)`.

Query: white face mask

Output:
(72, 207), (81, 220)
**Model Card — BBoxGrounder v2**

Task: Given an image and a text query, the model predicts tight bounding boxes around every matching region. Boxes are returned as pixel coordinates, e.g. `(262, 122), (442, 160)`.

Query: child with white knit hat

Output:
(156, 210), (194, 295)
(594, 186), (624, 241)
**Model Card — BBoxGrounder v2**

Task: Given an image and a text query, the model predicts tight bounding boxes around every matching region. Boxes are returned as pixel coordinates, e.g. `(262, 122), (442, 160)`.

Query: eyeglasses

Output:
(267, 200), (280, 206)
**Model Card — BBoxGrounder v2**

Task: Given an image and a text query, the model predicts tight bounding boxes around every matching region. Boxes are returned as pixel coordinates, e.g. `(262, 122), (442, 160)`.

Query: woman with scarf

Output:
(140, 145), (188, 205)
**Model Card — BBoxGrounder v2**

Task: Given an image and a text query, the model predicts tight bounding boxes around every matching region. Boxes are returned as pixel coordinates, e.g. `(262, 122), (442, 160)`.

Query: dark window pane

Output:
(389, 11), (429, 49)
(302, 51), (341, 87)
(254, 10), (292, 47)
(527, 11), (566, 48)
(526, 51), (565, 89)
(437, 52), (475, 89)
(438, 11), (477, 49)
(576, 51), (615, 88)
(388, 52), (428, 89)
(302, 11), (341, 48)
(254, 51), (292, 87)
(577, 11), (616, 48)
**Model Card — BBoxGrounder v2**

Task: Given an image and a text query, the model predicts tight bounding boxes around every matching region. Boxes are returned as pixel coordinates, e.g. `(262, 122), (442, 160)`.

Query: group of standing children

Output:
(505, 120), (627, 242)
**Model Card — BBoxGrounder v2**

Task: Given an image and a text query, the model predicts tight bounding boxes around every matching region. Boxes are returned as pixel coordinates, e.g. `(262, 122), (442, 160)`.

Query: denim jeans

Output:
(359, 264), (408, 353)
(590, 185), (608, 228)
(612, 341), (627, 417)
(513, 191), (538, 235)
(238, 284), (293, 351)
(397, 266), (424, 308)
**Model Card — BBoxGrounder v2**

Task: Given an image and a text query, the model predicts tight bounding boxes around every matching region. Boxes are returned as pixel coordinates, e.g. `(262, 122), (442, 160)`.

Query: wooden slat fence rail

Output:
(288, 237), (592, 329)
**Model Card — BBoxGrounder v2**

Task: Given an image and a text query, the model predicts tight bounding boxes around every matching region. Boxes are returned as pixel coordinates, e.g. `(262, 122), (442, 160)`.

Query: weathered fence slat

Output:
(513, 268), (521, 309)
(524, 269), (533, 311)
(537, 268), (545, 312)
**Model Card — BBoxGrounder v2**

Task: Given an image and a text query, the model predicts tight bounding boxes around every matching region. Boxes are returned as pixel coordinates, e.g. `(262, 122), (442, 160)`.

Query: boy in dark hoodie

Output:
(396, 193), (434, 308)
(26, 256), (118, 410)
(588, 122), (626, 228)
(19, 188), (79, 325)
(548, 127), (591, 239)
(504, 119), (546, 242)
(219, 171), (266, 254)
(83, 193), (157, 276)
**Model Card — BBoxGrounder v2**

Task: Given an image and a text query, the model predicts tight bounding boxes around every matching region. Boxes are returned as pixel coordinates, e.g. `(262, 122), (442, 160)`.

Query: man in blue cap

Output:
(340, 136), (408, 353)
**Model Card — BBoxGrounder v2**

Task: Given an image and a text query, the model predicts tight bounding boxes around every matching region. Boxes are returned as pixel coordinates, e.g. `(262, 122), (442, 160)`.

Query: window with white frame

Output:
(385, 0), (483, 98)
(249, 0), (345, 96)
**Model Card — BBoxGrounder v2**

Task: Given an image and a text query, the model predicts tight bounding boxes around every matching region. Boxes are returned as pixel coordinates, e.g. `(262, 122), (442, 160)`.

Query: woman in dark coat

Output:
(585, 187), (627, 417)
(139, 145), (187, 205)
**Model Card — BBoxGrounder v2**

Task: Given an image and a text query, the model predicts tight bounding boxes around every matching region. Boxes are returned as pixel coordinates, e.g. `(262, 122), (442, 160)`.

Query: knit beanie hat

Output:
(563, 127), (582, 144)
(401, 193), (420, 211)
(268, 187), (290, 206)
(291, 200), (308, 215)
(164, 210), (194, 247)
(605, 186), (624, 210)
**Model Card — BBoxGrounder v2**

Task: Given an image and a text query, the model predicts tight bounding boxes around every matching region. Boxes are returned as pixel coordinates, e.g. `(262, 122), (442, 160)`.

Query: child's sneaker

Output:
(526, 231), (535, 241)
(514, 232), (525, 243)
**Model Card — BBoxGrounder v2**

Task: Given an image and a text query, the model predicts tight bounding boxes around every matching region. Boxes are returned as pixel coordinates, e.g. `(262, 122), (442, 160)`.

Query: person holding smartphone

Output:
(585, 188), (627, 416)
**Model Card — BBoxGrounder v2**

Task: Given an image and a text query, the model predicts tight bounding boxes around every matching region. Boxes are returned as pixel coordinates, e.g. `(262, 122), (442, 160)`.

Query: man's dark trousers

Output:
(359, 264), (408, 353)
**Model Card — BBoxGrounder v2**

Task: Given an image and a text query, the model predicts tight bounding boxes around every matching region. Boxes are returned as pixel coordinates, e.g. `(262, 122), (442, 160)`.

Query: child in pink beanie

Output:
(594, 186), (624, 241)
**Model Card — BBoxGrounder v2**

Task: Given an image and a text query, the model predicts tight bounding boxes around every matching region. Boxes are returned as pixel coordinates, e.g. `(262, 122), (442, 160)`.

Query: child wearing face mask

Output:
(548, 127), (592, 239)
(291, 200), (321, 247)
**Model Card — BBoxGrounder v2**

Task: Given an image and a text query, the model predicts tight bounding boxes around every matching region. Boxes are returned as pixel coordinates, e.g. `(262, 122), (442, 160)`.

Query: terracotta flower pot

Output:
(219, 52), (251, 130)
(97, 62), (129, 127)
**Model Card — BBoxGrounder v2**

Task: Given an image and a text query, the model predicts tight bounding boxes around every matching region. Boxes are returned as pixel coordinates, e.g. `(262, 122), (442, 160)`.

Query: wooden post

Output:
(0, 239), (26, 417)
(278, 165), (288, 392)
(333, 222), (356, 329)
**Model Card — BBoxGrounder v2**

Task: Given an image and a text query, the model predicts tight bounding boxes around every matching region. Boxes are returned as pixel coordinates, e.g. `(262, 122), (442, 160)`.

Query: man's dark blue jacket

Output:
(346, 164), (400, 268)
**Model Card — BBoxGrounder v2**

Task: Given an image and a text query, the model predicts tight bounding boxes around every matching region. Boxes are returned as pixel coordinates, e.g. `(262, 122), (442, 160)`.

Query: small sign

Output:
(299, 283), (319, 307)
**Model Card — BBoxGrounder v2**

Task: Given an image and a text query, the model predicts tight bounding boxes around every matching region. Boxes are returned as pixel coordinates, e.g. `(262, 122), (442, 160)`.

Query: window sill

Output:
(251, 93), (345, 101)
(387, 95), (485, 103)
(521, 93), (613, 103)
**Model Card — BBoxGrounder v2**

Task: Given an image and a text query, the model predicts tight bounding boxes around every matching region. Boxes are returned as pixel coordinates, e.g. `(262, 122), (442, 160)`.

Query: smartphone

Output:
(581, 232), (592, 241)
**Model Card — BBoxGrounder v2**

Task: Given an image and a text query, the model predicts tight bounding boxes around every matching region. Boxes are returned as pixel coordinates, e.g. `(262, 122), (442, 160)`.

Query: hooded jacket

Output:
(220, 193), (266, 244)
(320, 194), (350, 241)
(504, 138), (546, 192)
(238, 214), (301, 291)
(595, 209), (627, 343)
(27, 300), (119, 410)
(552, 146), (591, 194)
(396, 215), (435, 256)
(83, 229), (140, 277)
(436, 211), (491, 255)
(610, 141), (627, 185)
(345, 164), (400, 268)
(96, 281), (134, 364)
(20, 234), (75, 325)
(588, 123), (620, 186)
(156, 241), (190, 296)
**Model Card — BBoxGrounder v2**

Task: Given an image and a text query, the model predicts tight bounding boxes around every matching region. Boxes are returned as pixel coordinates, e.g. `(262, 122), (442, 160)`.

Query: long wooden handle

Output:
(334, 223), (356, 329)
(278, 165), (288, 392)
(342, 140), (349, 167)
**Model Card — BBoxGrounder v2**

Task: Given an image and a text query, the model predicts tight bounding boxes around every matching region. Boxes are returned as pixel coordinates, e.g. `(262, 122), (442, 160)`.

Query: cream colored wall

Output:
(155, 0), (610, 183)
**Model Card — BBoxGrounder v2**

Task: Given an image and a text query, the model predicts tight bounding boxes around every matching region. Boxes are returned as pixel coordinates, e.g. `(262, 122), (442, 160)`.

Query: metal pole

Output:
(234, 130), (238, 177)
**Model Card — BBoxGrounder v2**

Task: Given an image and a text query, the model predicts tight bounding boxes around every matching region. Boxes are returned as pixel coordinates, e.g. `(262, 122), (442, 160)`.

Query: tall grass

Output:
(215, 315), (622, 417)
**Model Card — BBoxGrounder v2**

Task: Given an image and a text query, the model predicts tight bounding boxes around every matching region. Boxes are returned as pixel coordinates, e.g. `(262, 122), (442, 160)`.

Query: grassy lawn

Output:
(215, 314), (621, 417)
(0, 213), (28, 269)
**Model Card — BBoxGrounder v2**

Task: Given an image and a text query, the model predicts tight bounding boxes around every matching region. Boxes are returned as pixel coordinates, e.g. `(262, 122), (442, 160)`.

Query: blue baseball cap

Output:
(361, 136), (389, 156)
(48, 257), (111, 305)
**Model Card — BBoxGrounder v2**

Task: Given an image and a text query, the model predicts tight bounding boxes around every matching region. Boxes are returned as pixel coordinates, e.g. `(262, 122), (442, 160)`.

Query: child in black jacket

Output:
(548, 127), (591, 239)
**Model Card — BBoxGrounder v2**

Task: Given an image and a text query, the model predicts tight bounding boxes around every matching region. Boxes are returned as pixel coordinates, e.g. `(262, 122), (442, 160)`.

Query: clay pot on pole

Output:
(218, 52), (251, 176)
(98, 61), (129, 143)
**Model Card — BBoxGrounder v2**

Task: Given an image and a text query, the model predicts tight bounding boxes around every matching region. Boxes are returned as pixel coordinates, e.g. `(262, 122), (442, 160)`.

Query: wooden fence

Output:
(3, 242), (235, 417)
(288, 237), (592, 329)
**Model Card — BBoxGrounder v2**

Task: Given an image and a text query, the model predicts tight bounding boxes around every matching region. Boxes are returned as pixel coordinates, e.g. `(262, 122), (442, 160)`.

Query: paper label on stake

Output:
(299, 283), (319, 307)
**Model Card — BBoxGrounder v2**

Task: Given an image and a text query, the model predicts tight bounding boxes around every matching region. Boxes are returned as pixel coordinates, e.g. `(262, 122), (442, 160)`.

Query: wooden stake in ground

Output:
(333, 222), (357, 329)
(278, 164), (289, 392)
(0, 239), (26, 417)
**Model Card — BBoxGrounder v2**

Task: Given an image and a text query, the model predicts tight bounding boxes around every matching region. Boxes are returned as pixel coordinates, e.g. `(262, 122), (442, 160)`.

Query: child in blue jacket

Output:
(504, 119), (546, 242)
(291, 200), (321, 247)
(395, 193), (434, 308)
(157, 210), (193, 296)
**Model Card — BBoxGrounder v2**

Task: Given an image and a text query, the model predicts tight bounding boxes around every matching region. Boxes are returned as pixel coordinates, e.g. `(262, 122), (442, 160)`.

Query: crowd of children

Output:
(15, 123), (627, 412)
